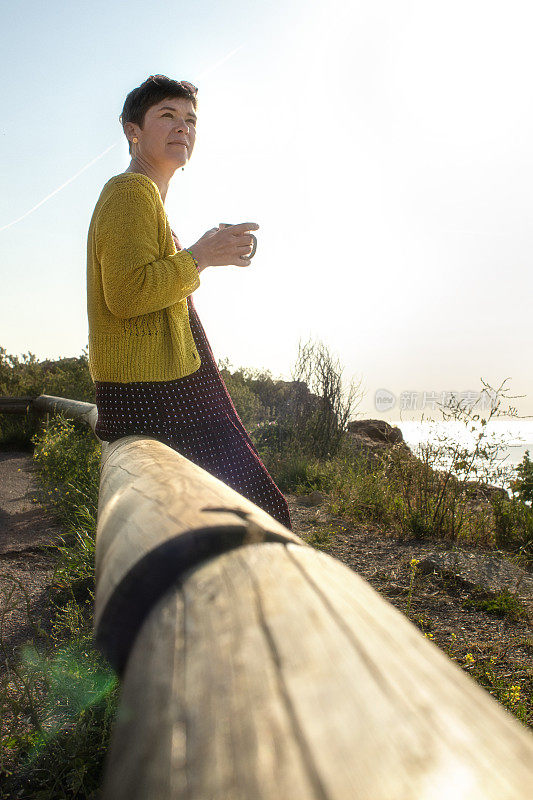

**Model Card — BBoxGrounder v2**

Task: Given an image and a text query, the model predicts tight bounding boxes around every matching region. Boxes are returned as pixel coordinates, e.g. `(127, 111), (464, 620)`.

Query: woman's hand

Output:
(187, 222), (259, 271)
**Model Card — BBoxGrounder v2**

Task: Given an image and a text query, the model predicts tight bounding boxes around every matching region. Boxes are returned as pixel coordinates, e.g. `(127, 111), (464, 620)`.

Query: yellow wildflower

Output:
(508, 685), (520, 705)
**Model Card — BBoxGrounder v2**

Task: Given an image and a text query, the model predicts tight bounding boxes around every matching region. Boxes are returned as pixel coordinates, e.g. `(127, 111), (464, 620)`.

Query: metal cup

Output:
(220, 223), (257, 258)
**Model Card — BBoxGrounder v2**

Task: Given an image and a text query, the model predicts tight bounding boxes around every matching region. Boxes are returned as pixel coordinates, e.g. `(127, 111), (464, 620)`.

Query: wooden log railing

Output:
(2, 393), (533, 798)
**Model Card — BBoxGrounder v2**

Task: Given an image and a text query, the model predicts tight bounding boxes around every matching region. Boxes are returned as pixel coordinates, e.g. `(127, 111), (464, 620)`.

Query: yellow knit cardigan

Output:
(86, 172), (201, 383)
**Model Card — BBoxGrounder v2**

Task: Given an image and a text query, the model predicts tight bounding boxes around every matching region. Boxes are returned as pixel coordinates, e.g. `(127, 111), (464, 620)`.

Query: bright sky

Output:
(1, 0), (532, 421)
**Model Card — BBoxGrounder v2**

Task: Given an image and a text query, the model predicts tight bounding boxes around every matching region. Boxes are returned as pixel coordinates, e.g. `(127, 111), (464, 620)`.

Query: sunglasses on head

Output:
(148, 75), (198, 96)
(178, 80), (198, 96)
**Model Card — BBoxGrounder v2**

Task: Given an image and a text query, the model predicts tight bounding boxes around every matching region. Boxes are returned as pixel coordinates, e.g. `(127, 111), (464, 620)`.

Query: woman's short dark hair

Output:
(119, 74), (198, 154)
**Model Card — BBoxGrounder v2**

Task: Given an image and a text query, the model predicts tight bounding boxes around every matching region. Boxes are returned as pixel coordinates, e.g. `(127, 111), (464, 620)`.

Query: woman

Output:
(86, 74), (292, 530)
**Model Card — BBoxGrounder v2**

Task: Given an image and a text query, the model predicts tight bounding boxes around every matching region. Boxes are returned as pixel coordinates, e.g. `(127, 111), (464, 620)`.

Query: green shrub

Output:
(511, 450), (533, 505)
(324, 452), (394, 526)
(0, 346), (95, 448)
(32, 415), (100, 509)
(462, 590), (528, 622)
(261, 449), (320, 493)
(0, 347), (94, 403)
(491, 494), (533, 566)
(250, 420), (293, 453)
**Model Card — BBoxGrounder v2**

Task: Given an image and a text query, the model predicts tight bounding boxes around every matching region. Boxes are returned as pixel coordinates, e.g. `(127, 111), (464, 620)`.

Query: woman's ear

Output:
(123, 121), (139, 145)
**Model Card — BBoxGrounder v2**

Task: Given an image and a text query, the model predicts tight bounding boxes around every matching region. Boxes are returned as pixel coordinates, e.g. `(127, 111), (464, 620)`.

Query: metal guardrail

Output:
(2, 394), (533, 799)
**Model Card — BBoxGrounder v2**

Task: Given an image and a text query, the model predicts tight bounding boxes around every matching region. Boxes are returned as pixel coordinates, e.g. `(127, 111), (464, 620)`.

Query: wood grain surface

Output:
(94, 435), (306, 672)
(101, 541), (533, 800)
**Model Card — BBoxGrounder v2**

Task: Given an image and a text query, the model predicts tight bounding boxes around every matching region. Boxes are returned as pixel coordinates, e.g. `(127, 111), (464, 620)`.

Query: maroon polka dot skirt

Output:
(94, 231), (292, 531)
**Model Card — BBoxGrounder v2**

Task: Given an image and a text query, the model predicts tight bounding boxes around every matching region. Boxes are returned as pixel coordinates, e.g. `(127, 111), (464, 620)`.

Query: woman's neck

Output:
(124, 160), (175, 204)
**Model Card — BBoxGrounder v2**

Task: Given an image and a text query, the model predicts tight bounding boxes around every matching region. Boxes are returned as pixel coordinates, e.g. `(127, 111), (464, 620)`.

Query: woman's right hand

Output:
(186, 222), (260, 271)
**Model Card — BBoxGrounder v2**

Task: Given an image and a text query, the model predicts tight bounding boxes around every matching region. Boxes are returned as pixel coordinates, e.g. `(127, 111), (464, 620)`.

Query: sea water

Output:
(390, 418), (533, 491)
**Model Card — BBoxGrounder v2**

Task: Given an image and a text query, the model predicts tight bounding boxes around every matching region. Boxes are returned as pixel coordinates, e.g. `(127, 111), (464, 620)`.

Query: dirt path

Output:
(0, 450), (63, 671)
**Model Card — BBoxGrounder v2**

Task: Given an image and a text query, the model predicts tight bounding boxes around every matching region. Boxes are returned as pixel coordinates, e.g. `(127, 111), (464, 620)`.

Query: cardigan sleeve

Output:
(95, 179), (200, 319)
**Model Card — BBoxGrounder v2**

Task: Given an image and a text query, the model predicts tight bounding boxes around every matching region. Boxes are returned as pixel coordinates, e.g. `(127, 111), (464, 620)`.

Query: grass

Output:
(0, 413), (118, 799)
(461, 588), (528, 621)
(411, 608), (529, 717)
(259, 426), (533, 729)
(1, 391), (532, 793)
(300, 522), (336, 552)
(414, 617), (531, 725)
(260, 432), (533, 568)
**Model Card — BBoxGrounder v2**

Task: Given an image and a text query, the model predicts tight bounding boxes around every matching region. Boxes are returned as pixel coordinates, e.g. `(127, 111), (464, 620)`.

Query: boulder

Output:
(347, 419), (404, 445)
(299, 490), (327, 507)
(463, 480), (509, 502)
(418, 551), (533, 604)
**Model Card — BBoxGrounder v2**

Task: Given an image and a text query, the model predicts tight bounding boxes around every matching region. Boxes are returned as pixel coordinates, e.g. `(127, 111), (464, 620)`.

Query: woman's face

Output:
(130, 96), (197, 169)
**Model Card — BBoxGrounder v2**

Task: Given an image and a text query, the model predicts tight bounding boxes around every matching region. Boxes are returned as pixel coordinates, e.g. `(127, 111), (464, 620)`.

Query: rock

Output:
(463, 481), (509, 502)
(342, 419), (410, 470)
(418, 551), (533, 603)
(347, 419), (404, 445)
(300, 491), (326, 507)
